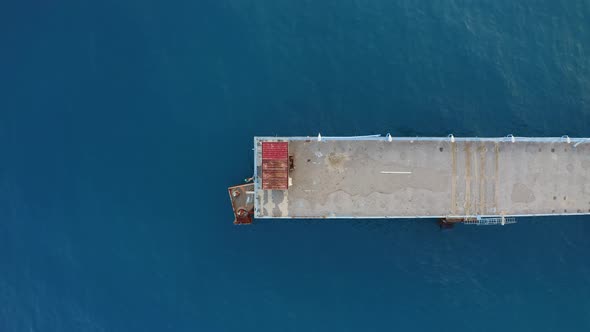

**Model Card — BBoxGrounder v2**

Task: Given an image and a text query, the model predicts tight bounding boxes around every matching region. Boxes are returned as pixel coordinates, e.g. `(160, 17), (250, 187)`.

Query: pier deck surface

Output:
(254, 137), (590, 218)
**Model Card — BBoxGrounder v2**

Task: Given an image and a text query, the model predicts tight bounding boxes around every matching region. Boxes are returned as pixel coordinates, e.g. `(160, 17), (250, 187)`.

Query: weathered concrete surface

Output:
(254, 137), (590, 218)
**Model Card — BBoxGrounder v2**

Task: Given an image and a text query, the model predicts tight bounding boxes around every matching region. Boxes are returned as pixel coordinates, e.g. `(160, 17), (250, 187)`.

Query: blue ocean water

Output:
(2, 0), (590, 331)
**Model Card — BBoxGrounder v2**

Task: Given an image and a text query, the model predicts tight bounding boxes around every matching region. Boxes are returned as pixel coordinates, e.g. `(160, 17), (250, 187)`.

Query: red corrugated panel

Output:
(262, 142), (288, 160)
(262, 142), (289, 190)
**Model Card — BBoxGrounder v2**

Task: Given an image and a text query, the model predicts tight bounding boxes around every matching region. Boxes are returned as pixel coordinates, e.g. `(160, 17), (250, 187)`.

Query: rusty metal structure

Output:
(227, 182), (254, 224)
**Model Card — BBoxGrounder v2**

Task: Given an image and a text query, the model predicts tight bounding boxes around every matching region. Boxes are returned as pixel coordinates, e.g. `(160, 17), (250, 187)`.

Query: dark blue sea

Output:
(2, 1), (590, 331)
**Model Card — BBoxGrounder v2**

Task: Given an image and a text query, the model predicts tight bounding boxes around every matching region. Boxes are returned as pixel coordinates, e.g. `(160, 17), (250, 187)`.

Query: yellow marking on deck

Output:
(464, 142), (472, 215)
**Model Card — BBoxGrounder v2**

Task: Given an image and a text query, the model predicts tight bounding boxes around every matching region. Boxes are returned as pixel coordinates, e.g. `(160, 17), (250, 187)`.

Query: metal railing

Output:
(462, 216), (517, 226)
(254, 134), (590, 144)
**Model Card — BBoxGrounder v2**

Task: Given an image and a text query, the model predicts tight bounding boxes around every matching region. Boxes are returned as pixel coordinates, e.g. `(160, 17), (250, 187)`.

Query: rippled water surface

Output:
(2, 1), (590, 331)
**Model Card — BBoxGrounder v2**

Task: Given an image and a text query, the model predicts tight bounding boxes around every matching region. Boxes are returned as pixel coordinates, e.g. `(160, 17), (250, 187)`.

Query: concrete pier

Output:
(253, 136), (590, 219)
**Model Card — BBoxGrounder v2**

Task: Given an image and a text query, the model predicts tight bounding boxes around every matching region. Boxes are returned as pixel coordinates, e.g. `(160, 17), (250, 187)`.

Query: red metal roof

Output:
(262, 142), (289, 190)
(262, 142), (288, 160)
